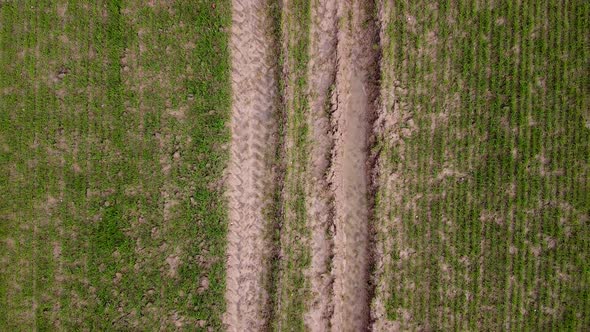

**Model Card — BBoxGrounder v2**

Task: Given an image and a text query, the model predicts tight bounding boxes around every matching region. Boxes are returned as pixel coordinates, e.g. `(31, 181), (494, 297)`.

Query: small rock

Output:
(200, 277), (209, 290)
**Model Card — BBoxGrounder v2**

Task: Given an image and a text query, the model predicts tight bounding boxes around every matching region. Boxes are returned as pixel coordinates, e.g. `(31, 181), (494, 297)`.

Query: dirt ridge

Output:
(304, 0), (338, 330)
(371, 0), (402, 330)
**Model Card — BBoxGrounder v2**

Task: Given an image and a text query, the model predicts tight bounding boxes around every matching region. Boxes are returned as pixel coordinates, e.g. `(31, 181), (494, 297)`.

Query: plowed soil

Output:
(305, 0), (338, 330)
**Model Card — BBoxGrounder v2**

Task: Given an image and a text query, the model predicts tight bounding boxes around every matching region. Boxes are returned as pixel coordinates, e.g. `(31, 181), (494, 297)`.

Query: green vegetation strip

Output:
(379, 0), (589, 329)
(0, 1), (231, 330)
(276, 0), (312, 330)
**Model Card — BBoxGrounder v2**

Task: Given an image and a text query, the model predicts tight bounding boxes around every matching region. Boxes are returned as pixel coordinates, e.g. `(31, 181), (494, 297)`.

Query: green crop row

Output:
(275, 0), (312, 330)
(380, 0), (589, 330)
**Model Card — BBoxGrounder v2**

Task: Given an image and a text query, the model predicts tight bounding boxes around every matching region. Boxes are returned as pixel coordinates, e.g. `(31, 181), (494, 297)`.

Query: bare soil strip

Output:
(225, 1), (279, 330)
(330, 0), (379, 330)
(304, 0), (338, 330)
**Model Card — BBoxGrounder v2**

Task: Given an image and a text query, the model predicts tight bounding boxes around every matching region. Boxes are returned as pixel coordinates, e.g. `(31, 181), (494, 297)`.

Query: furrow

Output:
(330, 0), (380, 331)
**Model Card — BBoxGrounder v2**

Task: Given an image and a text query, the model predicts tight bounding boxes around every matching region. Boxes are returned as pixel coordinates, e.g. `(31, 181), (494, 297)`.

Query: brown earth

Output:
(329, 1), (379, 331)
(224, 0), (280, 331)
(225, 0), (380, 329)
(304, 0), (338, 330)
(225, 0), (379, 330)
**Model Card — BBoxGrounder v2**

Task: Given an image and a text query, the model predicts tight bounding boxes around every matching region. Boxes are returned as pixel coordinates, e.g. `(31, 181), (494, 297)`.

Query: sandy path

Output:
(304, 0), (338, 330)
(330, 0), (379, 331)
(224, 0), (279, 331)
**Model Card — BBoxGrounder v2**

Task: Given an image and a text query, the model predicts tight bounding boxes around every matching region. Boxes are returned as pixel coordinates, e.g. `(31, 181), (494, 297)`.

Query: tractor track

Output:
(225, 0), (379, 330)
(225, 0), (281, 330)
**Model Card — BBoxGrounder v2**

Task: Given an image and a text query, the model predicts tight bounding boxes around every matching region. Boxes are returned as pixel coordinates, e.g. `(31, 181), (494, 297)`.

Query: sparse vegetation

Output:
(1, 1), (230, 330)
(276, 0), (312, 330)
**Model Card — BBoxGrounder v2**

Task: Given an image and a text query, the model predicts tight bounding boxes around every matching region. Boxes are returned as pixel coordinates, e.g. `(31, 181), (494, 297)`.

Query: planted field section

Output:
(374, 0), (589, 330)
(0, 1), (230, 330)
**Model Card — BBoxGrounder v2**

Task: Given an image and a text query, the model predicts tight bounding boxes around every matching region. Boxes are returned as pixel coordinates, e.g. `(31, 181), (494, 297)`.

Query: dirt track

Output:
(225, 0), (379, 330)
(330, 1), (379, 330)
(225, 0), (279, 330)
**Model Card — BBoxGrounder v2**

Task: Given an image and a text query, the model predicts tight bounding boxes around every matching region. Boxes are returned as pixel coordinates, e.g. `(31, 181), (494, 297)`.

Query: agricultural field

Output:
(1, 0), (588, 331)
(373, 0), (589, 330)
(1, 1), (230, 330)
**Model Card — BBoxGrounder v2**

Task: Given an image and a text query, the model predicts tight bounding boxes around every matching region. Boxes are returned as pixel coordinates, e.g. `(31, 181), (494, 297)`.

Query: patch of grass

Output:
(275, 0), (312, 330)
(379, 0), (589, 330)
(266, 0), (286, 330)
(0, 1), (231, 330)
